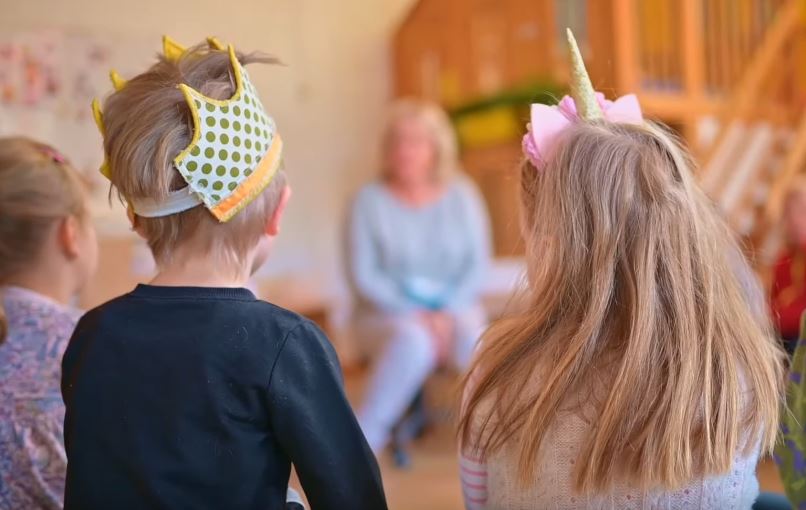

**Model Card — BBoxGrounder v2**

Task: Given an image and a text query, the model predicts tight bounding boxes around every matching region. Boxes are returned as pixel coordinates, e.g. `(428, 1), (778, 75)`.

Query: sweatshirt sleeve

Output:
(348, 188), (415, 313)
(443, 180), (492, 312)
(267, 320), (387, 510)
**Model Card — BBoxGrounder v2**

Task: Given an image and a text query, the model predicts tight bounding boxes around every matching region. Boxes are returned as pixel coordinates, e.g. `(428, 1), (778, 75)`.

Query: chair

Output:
(388, 368), (458, 468)
(389, 390), (430, 468)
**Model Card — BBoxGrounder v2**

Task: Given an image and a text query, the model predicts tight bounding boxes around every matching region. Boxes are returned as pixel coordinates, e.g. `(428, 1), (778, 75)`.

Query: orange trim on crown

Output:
(210, 134), (283, 222)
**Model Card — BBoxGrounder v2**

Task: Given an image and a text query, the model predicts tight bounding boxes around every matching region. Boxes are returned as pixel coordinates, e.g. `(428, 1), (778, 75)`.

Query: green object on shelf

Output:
(449, 80), (565, 118)
(449, 80), (565, 149)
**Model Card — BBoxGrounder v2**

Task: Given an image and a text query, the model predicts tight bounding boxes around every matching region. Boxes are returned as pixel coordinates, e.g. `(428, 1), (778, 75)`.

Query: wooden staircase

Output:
(694, 0), (805, 271)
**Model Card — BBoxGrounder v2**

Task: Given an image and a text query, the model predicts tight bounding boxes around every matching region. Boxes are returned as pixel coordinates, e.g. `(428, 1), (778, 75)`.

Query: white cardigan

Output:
(460, 252), (766, 509)
(460, 395), (761, 510)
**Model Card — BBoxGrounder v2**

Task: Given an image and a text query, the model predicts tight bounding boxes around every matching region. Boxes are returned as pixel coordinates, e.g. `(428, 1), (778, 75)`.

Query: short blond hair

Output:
(101, 42), (286, 265)
(382, 98), (459, 182)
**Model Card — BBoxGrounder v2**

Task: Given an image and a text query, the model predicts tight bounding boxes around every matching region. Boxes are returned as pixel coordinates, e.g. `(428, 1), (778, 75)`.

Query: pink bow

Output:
(522, 93), (643, 169)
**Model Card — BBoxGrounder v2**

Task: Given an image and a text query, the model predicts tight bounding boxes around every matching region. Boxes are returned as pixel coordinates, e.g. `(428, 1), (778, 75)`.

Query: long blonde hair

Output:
(0, 137), (88, 343)
(458, 121), (785, 493)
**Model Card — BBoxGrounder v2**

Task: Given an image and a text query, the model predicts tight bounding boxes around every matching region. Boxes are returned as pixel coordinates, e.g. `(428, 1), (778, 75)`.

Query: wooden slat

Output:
(705, 0), (719, 92)
(665, 0), (673, 86)
(722, 124), (774, 215)
(612, 0), (640, 93)
(680, 0), (705, 141)
(731, 0), (801, 114)
(586, 0), (619, 90)
(506, 0), (553, 85)
(701, 0), (800, 172)
(767, 114), (806, 220)
(639, 92), (724, 119)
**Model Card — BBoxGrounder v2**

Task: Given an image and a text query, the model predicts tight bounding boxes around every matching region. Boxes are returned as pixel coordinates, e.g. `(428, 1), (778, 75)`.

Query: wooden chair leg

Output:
(391, 390), (429, 469)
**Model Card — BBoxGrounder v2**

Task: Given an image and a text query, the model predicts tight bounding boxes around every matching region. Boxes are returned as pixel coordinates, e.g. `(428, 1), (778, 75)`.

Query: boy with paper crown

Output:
(61, 37), (387, 510)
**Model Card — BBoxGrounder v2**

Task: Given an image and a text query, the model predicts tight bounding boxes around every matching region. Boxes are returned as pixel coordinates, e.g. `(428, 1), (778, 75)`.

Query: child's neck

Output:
(5, 262), (77, 305)
(150, 253), (253, 288)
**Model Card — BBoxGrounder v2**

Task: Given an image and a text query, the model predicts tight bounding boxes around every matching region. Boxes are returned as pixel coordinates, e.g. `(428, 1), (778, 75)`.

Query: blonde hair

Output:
(0, 137), (88, 343)
(458, 121), (784, 493)
(382, 98), (458, 182)
(101, 42), (286, 266)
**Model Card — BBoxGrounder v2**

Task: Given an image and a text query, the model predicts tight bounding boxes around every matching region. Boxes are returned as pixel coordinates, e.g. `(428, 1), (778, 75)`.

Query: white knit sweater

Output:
(460, 397), (761, 509)
(460, 252), (767, 509)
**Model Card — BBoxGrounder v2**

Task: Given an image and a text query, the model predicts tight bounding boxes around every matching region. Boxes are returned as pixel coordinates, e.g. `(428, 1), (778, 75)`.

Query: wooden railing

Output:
(605, 0), (804, 269)
(695, 0), (805, 268)
(701, 0), (802, 177)
(702, 0), (789, 94)
(766, 117), (806, 221)
(611, 0), (793, 142)
(626, 0), (788, 94)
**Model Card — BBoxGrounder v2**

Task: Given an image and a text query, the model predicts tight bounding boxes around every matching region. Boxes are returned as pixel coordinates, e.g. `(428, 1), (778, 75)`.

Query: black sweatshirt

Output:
(61, 285), (387, 510)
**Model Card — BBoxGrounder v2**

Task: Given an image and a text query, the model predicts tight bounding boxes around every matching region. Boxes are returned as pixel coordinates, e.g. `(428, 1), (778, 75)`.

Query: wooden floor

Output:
(378, 426), (464, 510)
(340, 370), (787, 510)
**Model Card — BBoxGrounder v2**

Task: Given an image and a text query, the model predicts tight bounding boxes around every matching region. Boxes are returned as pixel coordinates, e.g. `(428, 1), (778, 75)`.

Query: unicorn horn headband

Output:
(566, 28), (602, 122)
(92, 36), (283, 223)
(522, 29), (644, 168)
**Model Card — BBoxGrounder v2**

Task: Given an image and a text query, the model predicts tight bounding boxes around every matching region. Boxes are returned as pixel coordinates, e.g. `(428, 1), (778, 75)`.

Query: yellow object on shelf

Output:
(455, 106), (521, 149)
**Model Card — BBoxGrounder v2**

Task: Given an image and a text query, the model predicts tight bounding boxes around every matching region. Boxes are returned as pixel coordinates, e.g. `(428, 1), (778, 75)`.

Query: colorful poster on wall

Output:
(0, 30), (150, 232)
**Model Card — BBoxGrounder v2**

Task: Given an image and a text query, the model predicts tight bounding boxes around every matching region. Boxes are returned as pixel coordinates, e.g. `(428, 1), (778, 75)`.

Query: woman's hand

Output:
(419, 311), (455, 365)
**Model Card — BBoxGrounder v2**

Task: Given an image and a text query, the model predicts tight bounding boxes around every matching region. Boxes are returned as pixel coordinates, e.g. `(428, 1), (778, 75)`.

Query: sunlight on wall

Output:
(0, 0), (416, 298)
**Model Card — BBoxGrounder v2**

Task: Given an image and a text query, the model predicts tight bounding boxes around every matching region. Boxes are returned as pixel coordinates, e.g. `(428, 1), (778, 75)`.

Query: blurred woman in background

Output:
(348, 99), (491, 453)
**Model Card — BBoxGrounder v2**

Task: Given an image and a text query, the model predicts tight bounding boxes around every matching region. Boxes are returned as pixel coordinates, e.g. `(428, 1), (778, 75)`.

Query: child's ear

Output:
(57, 216), (81, 259)
(265, 185), (292, 236)
(126, 204), (148, 240)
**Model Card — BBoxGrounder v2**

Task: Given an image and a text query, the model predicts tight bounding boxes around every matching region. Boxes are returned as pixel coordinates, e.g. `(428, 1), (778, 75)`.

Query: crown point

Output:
(99, 161), (112, 180)
(109, 69), (126, 91)
(207, 36), (225, 51)
(91, 98), (104, 135)
(566, 28), (603, 121)
(225, 45), (245, 94)
(162, 35), (186, 62)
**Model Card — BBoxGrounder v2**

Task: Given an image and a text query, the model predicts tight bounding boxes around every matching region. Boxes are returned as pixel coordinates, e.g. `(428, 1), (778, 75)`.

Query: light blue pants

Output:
(356, 305), (486, 452)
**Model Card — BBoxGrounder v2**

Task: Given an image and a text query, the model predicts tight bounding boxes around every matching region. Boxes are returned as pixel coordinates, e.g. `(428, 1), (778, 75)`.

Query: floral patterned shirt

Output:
(0, 287), (80, 510)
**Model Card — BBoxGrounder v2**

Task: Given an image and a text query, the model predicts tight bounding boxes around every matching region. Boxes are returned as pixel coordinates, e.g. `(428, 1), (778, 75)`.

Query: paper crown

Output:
(91, 36), (283, 223)
(522, 29), (643, 168)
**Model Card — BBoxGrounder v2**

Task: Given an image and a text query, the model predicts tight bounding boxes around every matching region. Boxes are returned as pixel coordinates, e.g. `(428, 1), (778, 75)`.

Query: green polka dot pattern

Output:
(174, 55), (277, 210)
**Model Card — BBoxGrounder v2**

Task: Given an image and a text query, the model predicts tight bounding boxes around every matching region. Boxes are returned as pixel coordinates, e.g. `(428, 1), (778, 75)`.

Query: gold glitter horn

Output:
(566, 28), (603, 121)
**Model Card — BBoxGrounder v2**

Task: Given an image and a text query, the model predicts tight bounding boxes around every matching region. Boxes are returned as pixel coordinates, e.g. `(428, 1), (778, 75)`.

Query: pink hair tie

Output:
(40, 146), (67, 164)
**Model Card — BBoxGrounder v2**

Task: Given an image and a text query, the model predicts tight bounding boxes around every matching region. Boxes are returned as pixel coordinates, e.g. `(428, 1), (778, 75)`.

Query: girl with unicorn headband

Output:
(457, 30), (785, 509)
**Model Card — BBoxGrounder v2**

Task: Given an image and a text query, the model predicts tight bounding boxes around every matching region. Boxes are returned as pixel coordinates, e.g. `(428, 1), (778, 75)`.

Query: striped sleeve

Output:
(459, 453), (488, 510)
(459, 367), (488, 510)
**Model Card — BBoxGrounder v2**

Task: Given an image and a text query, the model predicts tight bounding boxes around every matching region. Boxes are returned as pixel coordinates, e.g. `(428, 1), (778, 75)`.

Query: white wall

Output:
(0, 0), (415, 297)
